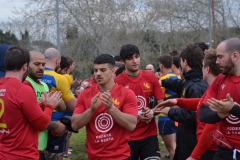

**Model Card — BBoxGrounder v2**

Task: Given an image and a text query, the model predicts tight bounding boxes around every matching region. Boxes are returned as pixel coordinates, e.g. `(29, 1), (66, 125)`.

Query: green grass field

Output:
(69, 127), (169, 160)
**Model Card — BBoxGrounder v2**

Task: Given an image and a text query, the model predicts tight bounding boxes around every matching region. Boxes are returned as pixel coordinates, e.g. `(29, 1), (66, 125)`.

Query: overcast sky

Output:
(0, 0), (25, 22)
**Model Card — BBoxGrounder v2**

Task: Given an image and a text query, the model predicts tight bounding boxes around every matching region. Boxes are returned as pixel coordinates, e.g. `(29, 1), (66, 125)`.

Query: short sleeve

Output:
(17, 85), (44, 122)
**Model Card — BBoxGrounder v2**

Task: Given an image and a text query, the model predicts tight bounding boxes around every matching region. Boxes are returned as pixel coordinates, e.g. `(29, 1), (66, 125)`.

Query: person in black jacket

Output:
(158, 44), (208, 160)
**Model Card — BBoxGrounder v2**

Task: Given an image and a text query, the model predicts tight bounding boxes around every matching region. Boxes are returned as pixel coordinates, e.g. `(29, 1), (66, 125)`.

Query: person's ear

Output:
(22, 63), (28, 72)
(232, 51), (240, 61)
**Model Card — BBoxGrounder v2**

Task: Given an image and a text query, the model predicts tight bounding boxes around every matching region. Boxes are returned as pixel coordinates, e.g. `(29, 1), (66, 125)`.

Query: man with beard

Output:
(72, 54), (138, 159)
(199, 38), (240, 160)
(23, 51), (53, 160)
(115, 44), (165, 160)
(40, 48), (77, 160)
(0, 46), (62, 159)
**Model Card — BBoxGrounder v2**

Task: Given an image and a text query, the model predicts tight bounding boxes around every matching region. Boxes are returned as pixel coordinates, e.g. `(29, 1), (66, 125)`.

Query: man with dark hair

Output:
(194, 42), (209, 52)
(172, 56), (181, 77)
(115, 44), (164, 160)
(0, 46), (61, 159)
(199, 38), (240, 160)
(157, 48), (221, 160)
(169, 49), (179, 57)
(72, 54), (138, 160)
(57, 56), (70, 75)
(160, 44), (208, 160)
(158, 55), (179, 160)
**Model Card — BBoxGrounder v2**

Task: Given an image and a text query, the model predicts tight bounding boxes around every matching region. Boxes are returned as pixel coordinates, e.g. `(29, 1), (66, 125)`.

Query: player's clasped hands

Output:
(138, 107), (154, 123)
(90, 91), (114, 112)
(41, 91), (62, 109)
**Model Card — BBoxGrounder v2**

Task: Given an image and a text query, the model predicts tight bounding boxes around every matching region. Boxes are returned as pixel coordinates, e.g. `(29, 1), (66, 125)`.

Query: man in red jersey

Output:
(0, 46), (62, 160)
(72, 54), (138, 160)
(157, 48), (222, 160)
(199, 38), (240, 160)
(115, 44), (165, 160)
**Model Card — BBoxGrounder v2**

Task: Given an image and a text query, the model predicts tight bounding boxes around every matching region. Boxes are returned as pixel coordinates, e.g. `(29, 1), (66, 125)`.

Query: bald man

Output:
(146, 64), (155, 73)
(40, 48), (77, 159)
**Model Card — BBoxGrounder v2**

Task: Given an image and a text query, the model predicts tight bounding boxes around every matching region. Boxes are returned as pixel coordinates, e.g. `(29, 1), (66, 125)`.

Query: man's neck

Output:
(5, 71), (22, 81)
(28, 75), (39, 83)
(125, 69), (140, 77)
(45, 63), (56, 70)
(162, 68), (173, 75)
(98, 80), (115, 92)
(206, 74), (216, 85)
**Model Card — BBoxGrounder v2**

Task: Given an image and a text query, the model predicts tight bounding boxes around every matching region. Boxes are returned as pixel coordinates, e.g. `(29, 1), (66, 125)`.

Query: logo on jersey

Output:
(112, 98), (120, 108)
(226, 115), (240, 124)
(136, 95), (146, 111)
(95, 113), (114, 132)
(143, 83), (151, 92)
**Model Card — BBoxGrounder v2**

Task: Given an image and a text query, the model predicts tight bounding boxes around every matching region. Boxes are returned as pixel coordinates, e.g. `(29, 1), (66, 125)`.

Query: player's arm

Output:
(47, 120), (66, 135)
(72, 93), (101, 131)
(207, 94), (240, 118)
(176, 98), (200, 111)
(230, 105), (240, 118)
(168, 108), (196, 125)
(100, 91), (138, 132)
(198, 104), (223, 123)
(189, 123), (219, 160)
(107, 106), (137, 131)
(21, 88), (62, 131)
(58, 76), (77, 112)
(65, 98), (77, 112)
(161, 78), (183, 96)
(55, 99), (66, 112)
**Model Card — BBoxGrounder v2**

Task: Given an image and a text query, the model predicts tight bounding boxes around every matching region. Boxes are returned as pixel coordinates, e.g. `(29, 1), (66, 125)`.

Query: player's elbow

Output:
(127, 117), (137, 132)
(66, 98), (77, 112)
(71, 119), (79, 131)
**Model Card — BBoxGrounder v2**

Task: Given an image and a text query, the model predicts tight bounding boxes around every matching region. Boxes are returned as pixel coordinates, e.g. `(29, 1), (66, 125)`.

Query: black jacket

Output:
(162, 68), (208, 160)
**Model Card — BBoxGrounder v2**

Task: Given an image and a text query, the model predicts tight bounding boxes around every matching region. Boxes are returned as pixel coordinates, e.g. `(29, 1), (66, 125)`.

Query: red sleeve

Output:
(176, 98), (201, 111)
(190, 123), (220, 159)
(122, 89), (138, 117)
(74, 90), (87, 114)
(30, 105), (53, 131)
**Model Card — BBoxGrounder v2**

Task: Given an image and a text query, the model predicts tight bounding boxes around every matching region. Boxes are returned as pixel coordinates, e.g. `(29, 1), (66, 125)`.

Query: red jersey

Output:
(74, 84), (138, 160)
(115, 70), (164, 140)
(0, 78), (45, 160)
(202, 74), (240, 149)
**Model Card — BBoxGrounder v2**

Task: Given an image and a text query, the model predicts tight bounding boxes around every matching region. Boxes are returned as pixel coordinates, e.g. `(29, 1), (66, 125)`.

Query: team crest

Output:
(143, 83), (151, 91)
(112, 98), (120, 108)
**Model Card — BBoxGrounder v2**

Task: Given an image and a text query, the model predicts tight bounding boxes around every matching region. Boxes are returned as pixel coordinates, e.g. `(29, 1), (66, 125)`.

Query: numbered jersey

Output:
(0, 78), (44, 159)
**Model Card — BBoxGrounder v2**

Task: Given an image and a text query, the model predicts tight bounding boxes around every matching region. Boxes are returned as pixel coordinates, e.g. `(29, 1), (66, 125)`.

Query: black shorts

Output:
(128, 136), (161, 160)
(214, 146), (240, 160)
(46, 131), (68, 153)
(200, 150), (216, 160)
(158, 118), (176, 135)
